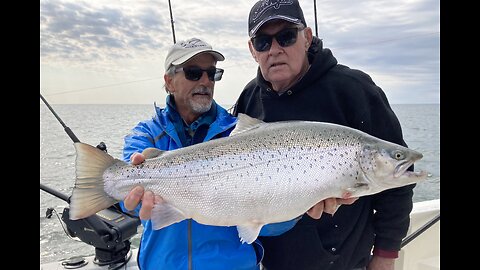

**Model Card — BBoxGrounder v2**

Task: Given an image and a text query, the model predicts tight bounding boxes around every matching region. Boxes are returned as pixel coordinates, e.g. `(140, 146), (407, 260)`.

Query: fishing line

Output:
(45, 207), (83, 243)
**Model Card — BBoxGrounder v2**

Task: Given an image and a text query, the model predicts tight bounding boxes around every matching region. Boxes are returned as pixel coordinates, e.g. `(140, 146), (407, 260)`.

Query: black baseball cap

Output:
(248, 0), (307, 37)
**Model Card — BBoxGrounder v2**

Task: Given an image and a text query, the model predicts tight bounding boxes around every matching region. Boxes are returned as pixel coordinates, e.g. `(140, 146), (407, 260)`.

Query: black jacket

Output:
(233, 37), (415, 270)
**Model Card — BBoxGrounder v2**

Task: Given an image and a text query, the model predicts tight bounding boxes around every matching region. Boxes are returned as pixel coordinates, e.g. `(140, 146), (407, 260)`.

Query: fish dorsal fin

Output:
(230, 113), (265, 137)
(142, 148), (165, 159)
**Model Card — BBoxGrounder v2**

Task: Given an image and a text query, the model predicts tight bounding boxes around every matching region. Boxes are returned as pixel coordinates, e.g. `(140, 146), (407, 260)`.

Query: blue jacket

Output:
(121, 99), (298, 270)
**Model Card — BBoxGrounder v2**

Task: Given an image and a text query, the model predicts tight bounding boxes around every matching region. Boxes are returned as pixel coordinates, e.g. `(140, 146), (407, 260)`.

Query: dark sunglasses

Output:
(175, 66), (224, 81)
(251, 27), (303, 52)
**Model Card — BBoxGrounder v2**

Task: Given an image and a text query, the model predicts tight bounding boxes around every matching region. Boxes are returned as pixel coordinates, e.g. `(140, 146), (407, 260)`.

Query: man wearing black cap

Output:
(234, 1), (415, 270)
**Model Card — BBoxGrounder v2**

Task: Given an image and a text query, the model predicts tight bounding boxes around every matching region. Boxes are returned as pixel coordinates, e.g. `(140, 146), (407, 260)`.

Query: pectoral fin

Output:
(345, 182), (369, 197)
(150, 202), (186, 230)
(237, 223), (264, 244)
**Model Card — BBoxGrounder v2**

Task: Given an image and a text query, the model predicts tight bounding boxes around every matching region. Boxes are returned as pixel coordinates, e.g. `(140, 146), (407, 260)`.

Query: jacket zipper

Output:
(188, 219), (192, 270)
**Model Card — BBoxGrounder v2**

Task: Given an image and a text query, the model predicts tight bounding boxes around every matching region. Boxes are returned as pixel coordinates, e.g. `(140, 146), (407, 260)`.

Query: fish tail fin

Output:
(69, 142), (119, 220)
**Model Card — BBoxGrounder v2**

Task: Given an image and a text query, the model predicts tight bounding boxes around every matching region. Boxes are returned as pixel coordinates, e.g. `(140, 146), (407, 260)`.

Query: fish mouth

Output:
(402, 170), (429, 179)
(394, 160), (414, 178)
(394, 160), (428, 180)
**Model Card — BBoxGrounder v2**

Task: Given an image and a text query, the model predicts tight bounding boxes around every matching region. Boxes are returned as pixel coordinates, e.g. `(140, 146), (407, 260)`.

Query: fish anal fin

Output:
(237, 223), (264, 244)
(142, 148), (165, 159)
(230, 113), (265, 137)
(150, 202), (186, 230)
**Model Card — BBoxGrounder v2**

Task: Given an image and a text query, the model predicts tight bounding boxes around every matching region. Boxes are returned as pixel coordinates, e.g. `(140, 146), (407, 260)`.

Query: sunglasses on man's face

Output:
(251, 27), (303, 52)
(175, 66), (224, 82)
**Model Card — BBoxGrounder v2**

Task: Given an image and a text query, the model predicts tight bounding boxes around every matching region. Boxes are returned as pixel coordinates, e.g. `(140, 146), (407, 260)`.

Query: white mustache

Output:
(192, 86), (212, 95)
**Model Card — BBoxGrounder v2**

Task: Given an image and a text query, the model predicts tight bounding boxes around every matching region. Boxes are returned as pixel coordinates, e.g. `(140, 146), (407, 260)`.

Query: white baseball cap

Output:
(164, 37), (225, 71)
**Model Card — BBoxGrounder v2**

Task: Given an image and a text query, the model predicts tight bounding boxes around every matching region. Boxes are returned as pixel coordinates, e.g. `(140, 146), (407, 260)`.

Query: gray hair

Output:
(164, 65), (177, 94)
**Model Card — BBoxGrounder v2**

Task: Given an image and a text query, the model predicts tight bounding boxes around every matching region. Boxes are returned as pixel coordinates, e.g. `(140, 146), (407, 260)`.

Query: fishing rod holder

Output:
(61, 206), (140, 265)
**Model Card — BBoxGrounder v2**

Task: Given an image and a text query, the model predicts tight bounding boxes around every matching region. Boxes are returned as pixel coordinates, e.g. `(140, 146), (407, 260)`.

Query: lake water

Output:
(40, 103), (440, 264)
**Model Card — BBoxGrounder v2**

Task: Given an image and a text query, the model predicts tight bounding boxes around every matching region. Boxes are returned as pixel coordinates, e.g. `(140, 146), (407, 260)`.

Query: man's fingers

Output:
(139, 190), (155, 220)
(307, 201), (324, 219)
(338, 197), (358, 205)
(124, 186), (144, 211)
(130, 153), (146, 165)
(307, 197), (360, 219)
(323, 198), (338, 215)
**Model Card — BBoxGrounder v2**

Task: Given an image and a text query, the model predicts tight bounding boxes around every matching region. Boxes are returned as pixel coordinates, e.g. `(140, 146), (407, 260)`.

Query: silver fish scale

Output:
(104, 122), (365, 226)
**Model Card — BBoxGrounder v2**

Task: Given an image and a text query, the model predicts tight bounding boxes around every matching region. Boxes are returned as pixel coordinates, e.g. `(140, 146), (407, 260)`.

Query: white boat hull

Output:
(395, 199), (440, 270)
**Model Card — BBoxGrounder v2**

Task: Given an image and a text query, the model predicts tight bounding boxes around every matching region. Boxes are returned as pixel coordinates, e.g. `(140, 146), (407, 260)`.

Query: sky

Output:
(40, 0), (440, 105)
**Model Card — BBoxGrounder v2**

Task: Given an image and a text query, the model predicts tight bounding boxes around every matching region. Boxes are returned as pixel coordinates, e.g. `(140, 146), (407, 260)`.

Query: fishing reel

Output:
(61, 204), (140, 266)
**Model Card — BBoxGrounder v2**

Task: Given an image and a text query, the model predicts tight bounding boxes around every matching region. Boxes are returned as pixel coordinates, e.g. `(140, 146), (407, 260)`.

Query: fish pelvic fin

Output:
(237, 223), (264, 244)
(150, 202), (187, 230)
(69, 142), (119, 220)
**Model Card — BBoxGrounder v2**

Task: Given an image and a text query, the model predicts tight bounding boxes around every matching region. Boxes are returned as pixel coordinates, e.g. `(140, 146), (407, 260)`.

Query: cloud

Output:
(40, 0), (439, 104)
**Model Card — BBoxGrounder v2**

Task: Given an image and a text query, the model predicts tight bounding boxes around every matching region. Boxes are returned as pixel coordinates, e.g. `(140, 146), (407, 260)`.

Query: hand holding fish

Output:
(307, 197), (358, 219)
(124, 153), (163, 220)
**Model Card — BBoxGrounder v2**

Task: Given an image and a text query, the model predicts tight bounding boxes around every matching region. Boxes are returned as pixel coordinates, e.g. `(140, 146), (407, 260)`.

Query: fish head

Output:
(358, 139), (428, 194)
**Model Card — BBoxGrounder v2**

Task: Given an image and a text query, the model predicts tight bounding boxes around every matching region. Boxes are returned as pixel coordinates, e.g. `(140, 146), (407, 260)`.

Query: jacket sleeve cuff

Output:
(259, 216), (302, 236)
(373, 248), (399, 258)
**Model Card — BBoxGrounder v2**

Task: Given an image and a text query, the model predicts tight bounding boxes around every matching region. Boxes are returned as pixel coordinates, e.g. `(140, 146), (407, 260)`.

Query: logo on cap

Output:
(251, 0), (294, 23)
(177, 38), (208, 49)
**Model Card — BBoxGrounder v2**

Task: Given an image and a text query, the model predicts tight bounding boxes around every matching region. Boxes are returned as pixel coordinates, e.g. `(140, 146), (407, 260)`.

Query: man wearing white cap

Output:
(119, 37), (297, 270)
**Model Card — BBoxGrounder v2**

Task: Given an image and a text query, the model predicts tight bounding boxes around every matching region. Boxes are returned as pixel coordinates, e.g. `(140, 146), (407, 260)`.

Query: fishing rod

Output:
(40, 93), (80, 143)
(313, 0), (318, 37)
(401, 213), (440, 248)
(40, 92), (140, 268)
(167, 0), (176, 43)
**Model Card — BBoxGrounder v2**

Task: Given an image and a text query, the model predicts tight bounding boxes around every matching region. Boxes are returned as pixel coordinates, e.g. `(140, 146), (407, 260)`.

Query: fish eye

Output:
(392, 150), (405, 160)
